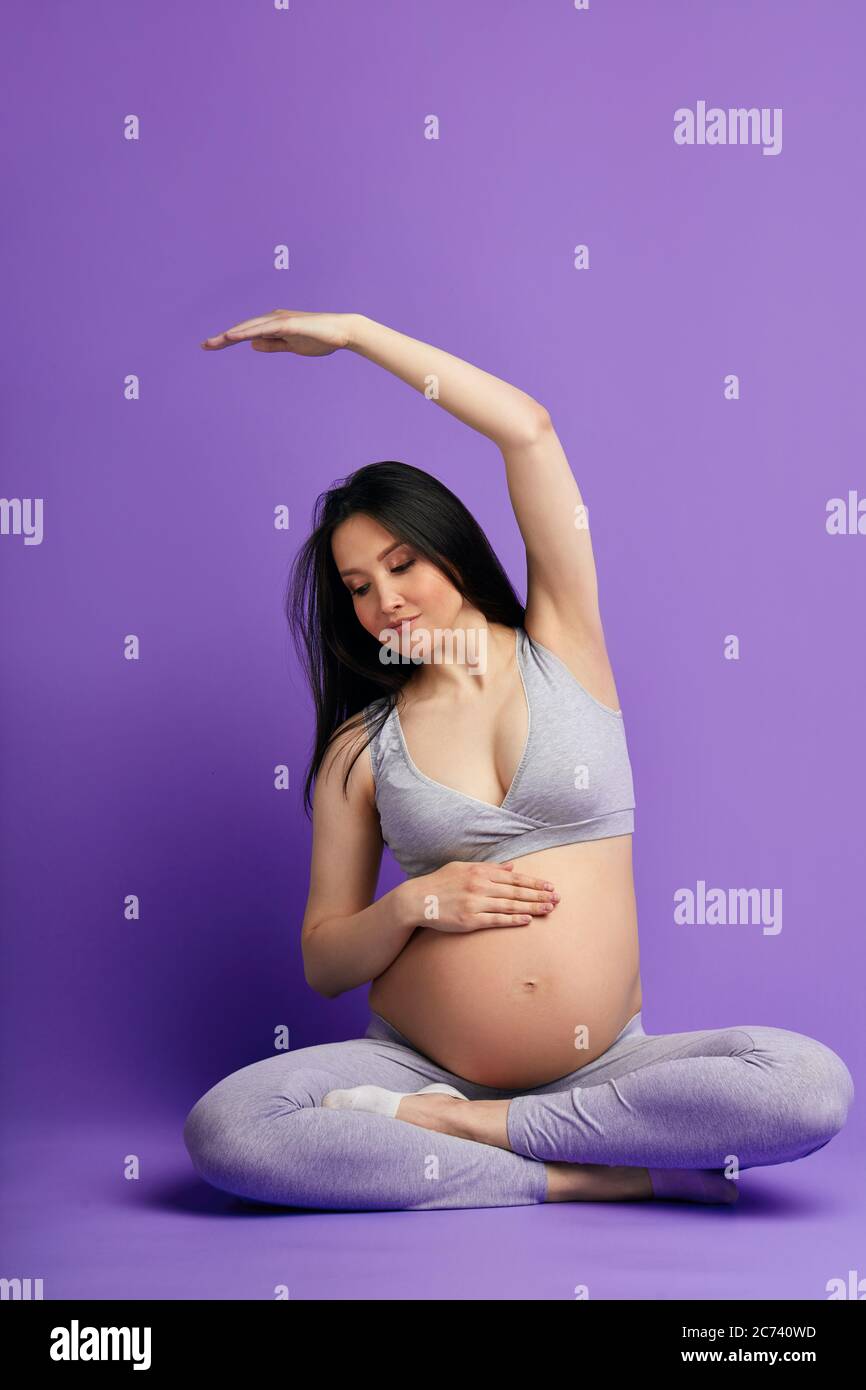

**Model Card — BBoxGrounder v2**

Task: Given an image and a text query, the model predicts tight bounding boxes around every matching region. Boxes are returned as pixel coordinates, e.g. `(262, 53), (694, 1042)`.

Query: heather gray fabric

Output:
(182, 1007), (855, 1211)
(182, 628), (856, 1213)
(363, 625), (636, 878)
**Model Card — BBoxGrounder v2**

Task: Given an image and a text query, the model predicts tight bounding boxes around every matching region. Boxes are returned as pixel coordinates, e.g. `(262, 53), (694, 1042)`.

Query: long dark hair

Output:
(285, 460), (526, 816)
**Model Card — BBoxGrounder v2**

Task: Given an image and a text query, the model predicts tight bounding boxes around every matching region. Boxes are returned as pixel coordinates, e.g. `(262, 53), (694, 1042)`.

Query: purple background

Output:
(2, 0), (863, 1300)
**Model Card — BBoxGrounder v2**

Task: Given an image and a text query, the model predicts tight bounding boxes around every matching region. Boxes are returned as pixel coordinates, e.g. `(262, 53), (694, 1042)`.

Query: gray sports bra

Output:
(362, 626), (635, 879)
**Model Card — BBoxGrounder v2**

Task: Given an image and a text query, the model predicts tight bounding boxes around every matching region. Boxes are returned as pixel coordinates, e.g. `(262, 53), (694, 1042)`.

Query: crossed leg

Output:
(183, 1018), (854, 1211)
(389, 1019), (854, 1203)
(503, 1021), (854, 1171)
(183, 1030), (549, 1211)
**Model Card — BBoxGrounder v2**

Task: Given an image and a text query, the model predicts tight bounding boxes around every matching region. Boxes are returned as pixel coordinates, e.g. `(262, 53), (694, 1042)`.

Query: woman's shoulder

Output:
(360, 692), (392, 727)
(326, 696), (395, 772)
(318, 705), (384, 809)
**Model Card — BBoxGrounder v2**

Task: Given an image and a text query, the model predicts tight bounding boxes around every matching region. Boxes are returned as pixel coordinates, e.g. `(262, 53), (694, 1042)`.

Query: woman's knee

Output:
(805, 1038), (855, 1138)
(749, 1027), (855, 1150)
(182, 1061), (325, 1194)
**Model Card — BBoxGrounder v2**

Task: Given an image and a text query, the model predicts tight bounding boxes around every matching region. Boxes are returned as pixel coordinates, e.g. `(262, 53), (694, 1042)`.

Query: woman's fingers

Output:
(473, 913), (535, 928)
(490, 870), (554, 890)
(485, 885), (555, 904)
(486, 873), (556, 900)
(225, 316), (287, 339)
(481, 896), (556, 915)
(224, 316), (288, 342)
(201, 312), (289, 349)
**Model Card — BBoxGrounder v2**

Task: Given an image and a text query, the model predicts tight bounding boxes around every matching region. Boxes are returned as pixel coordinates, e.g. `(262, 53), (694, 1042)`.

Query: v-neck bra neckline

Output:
(389, 626), (532, 814)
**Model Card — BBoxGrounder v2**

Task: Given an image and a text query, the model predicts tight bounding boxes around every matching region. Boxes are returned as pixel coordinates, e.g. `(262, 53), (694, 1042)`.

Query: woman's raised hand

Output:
(410, 860), (559, 935)
(201, 309), (355, 355)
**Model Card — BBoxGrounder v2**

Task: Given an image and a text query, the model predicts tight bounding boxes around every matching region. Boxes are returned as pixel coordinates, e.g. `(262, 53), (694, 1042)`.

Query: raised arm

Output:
(203, 307), (611, 653)
(346, 314), (608, 649)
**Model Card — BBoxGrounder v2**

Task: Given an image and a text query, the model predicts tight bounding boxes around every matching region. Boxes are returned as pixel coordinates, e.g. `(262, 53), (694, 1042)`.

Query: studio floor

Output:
(3, 1110), (863, 1301)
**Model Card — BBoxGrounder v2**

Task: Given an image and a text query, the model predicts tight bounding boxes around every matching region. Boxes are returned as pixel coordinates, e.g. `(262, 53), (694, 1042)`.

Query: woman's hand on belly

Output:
(403, 859), (560, 934)
(369, 839), (642, 1089)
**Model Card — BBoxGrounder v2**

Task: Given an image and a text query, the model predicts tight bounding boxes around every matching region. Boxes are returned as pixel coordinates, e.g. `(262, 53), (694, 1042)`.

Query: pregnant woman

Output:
(184, 309), (854, 1210)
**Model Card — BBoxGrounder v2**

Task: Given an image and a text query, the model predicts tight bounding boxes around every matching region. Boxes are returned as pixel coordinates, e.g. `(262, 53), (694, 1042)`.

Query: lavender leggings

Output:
(182, 1008), (854, 1211)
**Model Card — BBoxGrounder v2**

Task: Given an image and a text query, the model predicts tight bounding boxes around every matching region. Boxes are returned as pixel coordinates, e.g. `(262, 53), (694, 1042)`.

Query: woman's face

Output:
(331, 513), (463, 643)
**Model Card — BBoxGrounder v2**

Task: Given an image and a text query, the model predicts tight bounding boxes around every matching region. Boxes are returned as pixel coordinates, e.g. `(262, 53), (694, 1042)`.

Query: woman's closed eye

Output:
(350, 558), (415, 598)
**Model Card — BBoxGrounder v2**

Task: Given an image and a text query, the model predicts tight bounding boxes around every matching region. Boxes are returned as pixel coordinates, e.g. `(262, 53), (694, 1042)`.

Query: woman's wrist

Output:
(344, 312), (370, 351)
(389, 876), (425, 933)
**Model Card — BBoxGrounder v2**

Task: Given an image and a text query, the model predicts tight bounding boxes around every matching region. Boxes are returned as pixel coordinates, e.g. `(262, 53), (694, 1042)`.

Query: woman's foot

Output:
(544, 1163), (739, 1203)
(321, 1082), (469, 1124)
(545, 1161), (654, 1201)
(393, 1089), (471, 1133)
(322, 1084), (512, 1145)
(322, 1086), (739, 1205)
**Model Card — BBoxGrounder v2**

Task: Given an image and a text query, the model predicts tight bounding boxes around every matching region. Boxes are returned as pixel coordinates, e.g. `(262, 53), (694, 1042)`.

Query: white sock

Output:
(321, 1081), (469, 1120)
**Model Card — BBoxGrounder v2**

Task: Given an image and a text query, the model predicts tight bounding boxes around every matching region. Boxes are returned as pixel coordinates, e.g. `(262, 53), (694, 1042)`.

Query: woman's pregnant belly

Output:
(368, 836), (642, 1090)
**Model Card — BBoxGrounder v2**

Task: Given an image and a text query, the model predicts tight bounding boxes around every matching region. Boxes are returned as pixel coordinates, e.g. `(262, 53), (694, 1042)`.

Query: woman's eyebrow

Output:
(338, 541), (407, 578)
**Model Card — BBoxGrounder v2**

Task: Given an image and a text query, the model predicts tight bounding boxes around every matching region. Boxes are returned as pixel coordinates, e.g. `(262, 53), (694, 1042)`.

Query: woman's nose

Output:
(380, 588), (407, 615)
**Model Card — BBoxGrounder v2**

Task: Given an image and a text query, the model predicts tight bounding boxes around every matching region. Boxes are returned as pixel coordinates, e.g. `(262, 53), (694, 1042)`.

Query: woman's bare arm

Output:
(203, 304), (615, 672)
(345, 313), (545, 450)
(345, 315), (608, 647)
(301, 719), (419, 999)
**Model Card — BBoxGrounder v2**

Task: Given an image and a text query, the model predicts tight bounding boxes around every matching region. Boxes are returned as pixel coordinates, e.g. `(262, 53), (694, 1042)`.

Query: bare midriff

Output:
(368, 834), (642, 1090)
